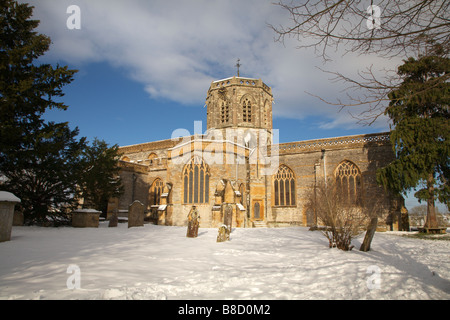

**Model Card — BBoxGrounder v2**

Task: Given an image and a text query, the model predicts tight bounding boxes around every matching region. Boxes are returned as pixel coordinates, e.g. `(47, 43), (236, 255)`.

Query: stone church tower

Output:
(202, 76), (277, 228)
(206, 76), (273, 131)
(205, 76), (274, 148)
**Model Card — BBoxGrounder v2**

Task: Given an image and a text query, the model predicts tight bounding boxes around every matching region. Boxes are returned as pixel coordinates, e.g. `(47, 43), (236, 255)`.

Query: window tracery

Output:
(183, 157), (210, 204)
(274, 165), (296, 206)
(335, 160), (362, 205)
(149, 178), (164, 206)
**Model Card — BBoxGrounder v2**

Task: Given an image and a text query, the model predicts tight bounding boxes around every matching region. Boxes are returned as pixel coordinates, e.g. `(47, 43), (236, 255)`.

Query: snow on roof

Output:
(0, 191), (21, 203)
(212, 76), (259, 83)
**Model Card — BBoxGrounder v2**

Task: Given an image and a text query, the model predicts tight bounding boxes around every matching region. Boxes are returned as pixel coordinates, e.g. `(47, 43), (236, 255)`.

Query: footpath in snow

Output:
(0, 223), (449, 300)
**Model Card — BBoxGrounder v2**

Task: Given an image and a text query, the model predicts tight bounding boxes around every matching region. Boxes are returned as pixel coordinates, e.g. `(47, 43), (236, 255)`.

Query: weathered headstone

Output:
(216, 225), (230, 242)
(13, 211), (24, 226)
(106, 197), (119, 220)
(217, 204), (233, 242)
(108, 212), (118, 227)
(0, 191), (21, 242)
(128, 200), (144, 228)
(224, 204), (233, 229)
(186, 206), (199, 238)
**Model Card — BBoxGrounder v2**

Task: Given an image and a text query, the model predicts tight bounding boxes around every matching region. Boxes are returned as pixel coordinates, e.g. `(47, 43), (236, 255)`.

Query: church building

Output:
(109, 75), (407, 231)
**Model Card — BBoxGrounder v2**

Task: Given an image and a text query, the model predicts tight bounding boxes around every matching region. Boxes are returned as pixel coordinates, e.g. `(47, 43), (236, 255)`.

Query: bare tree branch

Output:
(270, 0), (450, 59)
(269, 0), (449, 124)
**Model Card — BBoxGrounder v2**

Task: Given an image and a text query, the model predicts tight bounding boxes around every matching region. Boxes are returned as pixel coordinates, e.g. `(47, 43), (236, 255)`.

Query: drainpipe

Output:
(314, 162), (320, 227)
(246, 152), (251, 228)
(321, 149), (327, 186)
(132, 173), (137, 202)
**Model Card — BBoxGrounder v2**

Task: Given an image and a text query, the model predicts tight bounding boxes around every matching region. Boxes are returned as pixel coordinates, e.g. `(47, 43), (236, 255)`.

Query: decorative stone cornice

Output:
(208, 76), (272, 96)
(275, 132), (391, 155)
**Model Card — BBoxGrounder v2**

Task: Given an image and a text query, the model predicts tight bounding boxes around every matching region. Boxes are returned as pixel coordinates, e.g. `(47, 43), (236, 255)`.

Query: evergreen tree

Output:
(0, 1), (83, 223)
(79, 138), (124, 212)
(2, 122), (87, 223)
(377, 51), (449, 231)
(0, 1), (127, 223)
(0, 1), (77, 157)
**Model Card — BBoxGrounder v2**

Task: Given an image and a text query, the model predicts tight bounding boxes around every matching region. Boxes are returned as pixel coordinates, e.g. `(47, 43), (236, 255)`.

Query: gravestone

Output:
(217, 204), (233, 242)
(223, 204), (233, 229)
(106, 197), (119, 220)
(13, 211), (24, 226)
(216, 225), (230, 242)
(186, 206), (199, 238)
(108, 212), (118, 228)
(72, 208), (101, 228)
(128, 200), (144, 228)
(0, 191), (21, 242)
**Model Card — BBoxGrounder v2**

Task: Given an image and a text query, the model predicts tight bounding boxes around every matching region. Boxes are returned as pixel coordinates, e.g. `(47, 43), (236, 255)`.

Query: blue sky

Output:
(45, 61), (384, 147)
(33, 0), (397, 145)
(27, 0), (444, 211)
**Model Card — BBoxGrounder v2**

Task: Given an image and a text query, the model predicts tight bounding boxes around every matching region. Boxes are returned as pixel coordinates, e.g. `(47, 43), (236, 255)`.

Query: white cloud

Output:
(28, 0), (401, 131)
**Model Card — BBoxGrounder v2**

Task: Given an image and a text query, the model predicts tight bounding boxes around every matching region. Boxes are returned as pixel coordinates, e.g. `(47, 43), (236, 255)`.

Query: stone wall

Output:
(263, 134), (401, 230)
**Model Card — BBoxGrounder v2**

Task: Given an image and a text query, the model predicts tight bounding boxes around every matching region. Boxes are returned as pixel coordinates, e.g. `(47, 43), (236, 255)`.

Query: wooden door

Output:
(252, 200), (264, 221)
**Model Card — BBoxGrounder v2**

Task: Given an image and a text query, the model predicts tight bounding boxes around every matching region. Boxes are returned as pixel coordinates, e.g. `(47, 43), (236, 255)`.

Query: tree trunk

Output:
(424, 173), (438, 230)
(360, 216), (378, 252)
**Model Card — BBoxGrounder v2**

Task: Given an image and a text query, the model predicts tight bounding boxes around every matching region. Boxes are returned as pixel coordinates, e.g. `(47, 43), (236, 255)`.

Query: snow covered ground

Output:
(0, 222), (449, 300)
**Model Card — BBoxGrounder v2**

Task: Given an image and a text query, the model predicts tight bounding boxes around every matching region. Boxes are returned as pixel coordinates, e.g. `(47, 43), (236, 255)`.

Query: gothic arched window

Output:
(335, 160), (362, 205)
(149, 178), (164, 206)
(274, 165), (296, 206)
(183, 157), (210, 204)
(242, 98), (252, 123)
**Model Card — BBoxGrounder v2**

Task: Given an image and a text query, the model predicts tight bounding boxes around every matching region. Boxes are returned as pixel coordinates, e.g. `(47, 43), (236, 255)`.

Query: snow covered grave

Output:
(0, 191), (21, 242)
(71, 209), (101, 228)
(0, 223), (448, 300)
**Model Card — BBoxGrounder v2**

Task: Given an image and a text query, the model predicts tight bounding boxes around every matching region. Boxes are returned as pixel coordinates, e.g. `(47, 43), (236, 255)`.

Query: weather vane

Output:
(235, 58), (241, 77)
